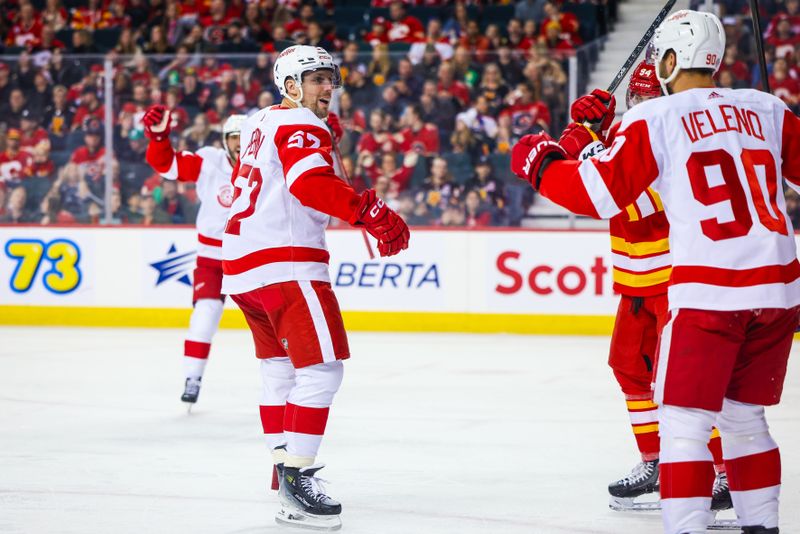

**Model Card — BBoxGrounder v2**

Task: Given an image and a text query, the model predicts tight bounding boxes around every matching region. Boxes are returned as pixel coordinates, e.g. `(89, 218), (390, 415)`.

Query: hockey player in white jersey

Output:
(222, 45), (410, 531)
(512, 10), (800, 534)
(143, 105), (246, 407)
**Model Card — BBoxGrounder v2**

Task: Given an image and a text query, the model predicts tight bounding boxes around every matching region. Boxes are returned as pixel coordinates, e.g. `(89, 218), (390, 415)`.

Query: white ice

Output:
(2, 327), (799, 534)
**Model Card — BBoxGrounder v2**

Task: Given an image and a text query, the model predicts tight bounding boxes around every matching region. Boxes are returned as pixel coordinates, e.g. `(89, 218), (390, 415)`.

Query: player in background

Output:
(512, 10), (800, 534)
(223, 45), (409, 531)
(563, 65), (731, 515)
(143, 105), (246, 408)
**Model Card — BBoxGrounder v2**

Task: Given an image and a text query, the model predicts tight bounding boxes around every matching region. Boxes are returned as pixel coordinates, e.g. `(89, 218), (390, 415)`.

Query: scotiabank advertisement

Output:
(0, 226), (621, 320)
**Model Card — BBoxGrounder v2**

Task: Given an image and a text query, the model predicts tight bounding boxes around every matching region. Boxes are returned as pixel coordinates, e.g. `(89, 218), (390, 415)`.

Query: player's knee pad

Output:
(289, 360), (344, 408)
(659, 405), (718, 457)
(717, 398), (775, 457)
(260, 357), (296, 404)
(187, 298), (224, 342)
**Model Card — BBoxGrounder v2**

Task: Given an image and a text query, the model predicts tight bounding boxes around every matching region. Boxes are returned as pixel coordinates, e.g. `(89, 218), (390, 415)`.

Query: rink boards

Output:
(2, 225), (642, 334)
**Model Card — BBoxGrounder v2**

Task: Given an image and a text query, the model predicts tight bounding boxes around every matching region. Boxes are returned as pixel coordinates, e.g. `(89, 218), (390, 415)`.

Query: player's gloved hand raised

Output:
(143, 104), (171, 141)
(559, 122), (607, 161)
(350, 189), (410, 257)
(570, 89), (616, 137)
(510, 133), (567, 189)
(326, 111), (343, 141)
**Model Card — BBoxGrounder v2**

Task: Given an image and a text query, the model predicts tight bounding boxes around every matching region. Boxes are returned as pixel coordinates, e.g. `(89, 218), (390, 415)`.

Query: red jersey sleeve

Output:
(145, 137), (203, 183)
(781, 108), (800, 188)
(539, 118), (660, 219)
(274, 123), (360, 221)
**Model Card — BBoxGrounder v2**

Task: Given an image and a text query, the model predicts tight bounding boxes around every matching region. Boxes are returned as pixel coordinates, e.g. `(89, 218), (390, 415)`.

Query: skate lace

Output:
(300, 474), (331, 503)
(185, 379), (201, 395)
(621, 461), (655, 487)
(713, 473), (728, 495)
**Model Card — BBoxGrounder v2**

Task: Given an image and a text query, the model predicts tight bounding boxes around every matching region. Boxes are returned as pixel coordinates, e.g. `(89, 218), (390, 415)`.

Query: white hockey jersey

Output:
(539, 88), (800, 311)
(221, 105), (361, 295)
(146, 141), (234, 260)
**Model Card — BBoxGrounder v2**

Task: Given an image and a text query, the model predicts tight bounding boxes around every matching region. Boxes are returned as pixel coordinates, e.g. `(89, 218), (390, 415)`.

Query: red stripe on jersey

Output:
(196, 256), (222, 269)
(198, 233), (222, 247)
(284, 402), (330, 436)
(726, 448), (781, 492)
(222, 247), (330, 275)
(660, 460), (715, 499)
(260, 404), (286, 434)
(611, 248), (671, 260)
(670, 259), (800, 287)
(184, 340), (211, 359)
(613, 264), (671, 276)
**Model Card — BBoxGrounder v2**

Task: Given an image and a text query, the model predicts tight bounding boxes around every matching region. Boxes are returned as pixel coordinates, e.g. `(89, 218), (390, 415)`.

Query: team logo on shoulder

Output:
(245, 128), (265, 159)
(217, 184), (233, 208)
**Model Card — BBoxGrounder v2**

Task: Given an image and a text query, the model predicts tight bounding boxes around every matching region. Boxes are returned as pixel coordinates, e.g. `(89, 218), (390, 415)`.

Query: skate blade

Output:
(609, 495), (661, 512)
(276, 508), (341, 531)
(708, 518), (739, 531)
(185, 402), (194, 414)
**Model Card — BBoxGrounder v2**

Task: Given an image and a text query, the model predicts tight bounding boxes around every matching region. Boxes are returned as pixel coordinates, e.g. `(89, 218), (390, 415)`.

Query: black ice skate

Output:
(608, 459), (661, 511)
(181, 377), (202, 409)
(708, 472), (740, 531)
(275, 464), (342, 531)
(740, 527), (778, 534)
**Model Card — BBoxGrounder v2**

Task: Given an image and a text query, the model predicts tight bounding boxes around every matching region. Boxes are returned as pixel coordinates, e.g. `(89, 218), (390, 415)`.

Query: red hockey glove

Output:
(349, 189), (410, 257)
(570, 89), (616, 136)
(143, 104), (171, 142)
(559, 122), (607, 161)
(510, 133), (567, 190)
(326, 111), (343, 141)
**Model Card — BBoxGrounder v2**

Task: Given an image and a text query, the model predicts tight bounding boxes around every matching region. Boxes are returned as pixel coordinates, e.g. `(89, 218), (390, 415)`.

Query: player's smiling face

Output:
(301, 69), (335, 119)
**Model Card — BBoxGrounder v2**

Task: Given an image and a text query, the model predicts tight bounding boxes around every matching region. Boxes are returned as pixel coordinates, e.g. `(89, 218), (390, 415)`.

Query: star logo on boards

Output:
(149, 243), (196, 287)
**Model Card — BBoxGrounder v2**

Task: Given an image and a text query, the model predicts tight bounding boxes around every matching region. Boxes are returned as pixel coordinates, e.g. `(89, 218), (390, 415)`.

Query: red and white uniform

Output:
(0, 150), (34, 182)
(222, 106), (359, 297)
(541, 88), (800, 532)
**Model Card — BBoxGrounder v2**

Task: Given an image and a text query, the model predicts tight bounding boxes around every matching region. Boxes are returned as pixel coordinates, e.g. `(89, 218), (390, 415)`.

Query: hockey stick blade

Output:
(606, 0), (678, 94)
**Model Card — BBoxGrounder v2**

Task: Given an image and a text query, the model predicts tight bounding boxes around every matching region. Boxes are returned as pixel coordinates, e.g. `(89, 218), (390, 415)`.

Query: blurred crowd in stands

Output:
(0, 0), (798, 228)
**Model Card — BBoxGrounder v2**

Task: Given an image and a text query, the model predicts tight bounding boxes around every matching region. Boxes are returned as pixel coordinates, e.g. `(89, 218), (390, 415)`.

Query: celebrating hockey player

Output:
(562, 64), (731, 517)
(222, 45), (409, 531)
(143, 104), (246, 408)
(511, 10), (800, 534)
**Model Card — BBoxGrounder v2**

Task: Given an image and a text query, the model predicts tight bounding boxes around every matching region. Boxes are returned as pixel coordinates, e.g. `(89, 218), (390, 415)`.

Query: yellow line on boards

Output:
(0, 306), (618, 335)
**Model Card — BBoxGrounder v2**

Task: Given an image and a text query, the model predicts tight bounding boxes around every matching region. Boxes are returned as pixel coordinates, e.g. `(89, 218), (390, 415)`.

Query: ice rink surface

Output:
(2, 327), (799, 534)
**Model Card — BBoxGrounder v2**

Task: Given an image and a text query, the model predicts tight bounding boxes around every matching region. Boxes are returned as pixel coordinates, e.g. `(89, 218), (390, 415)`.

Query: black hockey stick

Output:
(606, 0), (678, 93)
(747, 0), (771, 93)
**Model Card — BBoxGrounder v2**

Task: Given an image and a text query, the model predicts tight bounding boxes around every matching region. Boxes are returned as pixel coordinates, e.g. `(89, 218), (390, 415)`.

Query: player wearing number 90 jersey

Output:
(512, 10), (800, 534)
(222, 45), (409, 531)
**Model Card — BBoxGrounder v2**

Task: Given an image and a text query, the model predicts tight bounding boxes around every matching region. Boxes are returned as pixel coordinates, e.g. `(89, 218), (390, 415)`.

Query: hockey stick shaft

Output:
(748, 0), (771, 93)
(606, 0), (678, 94)
(330, 129), (376, 260)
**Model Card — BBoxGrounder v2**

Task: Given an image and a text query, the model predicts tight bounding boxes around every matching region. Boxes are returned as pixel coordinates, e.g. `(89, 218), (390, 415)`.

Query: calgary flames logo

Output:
(245, 128), (265, 159)
(217, 184), (234, 208)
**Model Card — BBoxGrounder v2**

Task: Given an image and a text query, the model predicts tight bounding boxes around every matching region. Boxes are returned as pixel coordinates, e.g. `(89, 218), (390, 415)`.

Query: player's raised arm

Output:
(780, 106), (800, 191)
(510, 110), (660, 219)
(143, 104), (203, 182)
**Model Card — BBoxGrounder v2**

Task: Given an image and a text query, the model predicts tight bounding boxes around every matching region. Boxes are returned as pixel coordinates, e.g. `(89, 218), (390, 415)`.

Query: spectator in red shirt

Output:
(398, 103), (440, 156)
(32, 23), (67, 53)
(539, 1), (582, 45)
(365, 16), (390, 48)
(357, 108), (400, 155)
(284, 4), (315, 41)
(770, 57), (800, 108)
(766, 0), (800, 40)
(458, 20), (492, 63)
(716, 44), (752, 86)
(7, 3), (42, 48)
(19, 109), (50, 151)
(387, 1), (425, 43)
(499, 82), (551, 137)
(71, 88), (105, 131)
(362, 151), (419, 195)
(540, 20), (576, 52)
(200, 0), (233, 49)
(767, 15), (800, 60)
(30, 144), (56, 178)
(0, 129), (34, 184)
(437, 61), (471, 108)
(464, 189), (492, 228)
(70, 118), (109, 185)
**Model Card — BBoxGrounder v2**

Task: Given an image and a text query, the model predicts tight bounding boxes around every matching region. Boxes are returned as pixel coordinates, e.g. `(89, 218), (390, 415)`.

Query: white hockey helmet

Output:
(652, 9), (725, 93)
(223, 114), (246, 137)
(273, 45), (342, 106)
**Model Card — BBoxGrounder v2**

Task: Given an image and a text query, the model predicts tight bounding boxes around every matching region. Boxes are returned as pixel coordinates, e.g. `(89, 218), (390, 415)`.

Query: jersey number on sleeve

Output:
(224, 164), (263, 236)
(686, 148), (787, 241)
